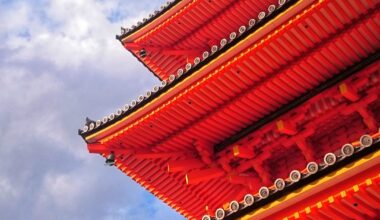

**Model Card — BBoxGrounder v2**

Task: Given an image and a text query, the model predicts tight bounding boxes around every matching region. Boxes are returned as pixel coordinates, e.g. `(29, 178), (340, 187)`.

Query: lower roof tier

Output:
(89, 60), (380, 219)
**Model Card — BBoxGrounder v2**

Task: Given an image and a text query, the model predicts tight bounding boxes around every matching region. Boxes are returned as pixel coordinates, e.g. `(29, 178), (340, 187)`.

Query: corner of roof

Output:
(115, 0), (181, 42)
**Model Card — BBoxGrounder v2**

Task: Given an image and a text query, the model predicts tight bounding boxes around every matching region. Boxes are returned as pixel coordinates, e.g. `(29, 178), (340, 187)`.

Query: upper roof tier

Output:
(117, 0), (281, 80)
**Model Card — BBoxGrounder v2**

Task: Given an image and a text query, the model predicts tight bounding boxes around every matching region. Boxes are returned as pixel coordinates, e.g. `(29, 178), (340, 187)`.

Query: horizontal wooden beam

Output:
(185, 167), (225, 185)
(167, 159), (205, 172)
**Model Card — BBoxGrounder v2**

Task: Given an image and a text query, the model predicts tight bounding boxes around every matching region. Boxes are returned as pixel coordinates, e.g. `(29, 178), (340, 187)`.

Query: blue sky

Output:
(0, 0), (186, 219)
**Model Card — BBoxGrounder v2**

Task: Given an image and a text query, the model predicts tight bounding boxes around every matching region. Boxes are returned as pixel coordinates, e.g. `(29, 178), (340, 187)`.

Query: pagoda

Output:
(80, 0), (380, 219)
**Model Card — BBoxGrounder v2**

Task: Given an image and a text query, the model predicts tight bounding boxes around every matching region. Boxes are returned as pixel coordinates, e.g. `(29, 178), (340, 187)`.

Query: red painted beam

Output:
(87, 143), (107, 153)
(134, 151), (192, 159)
(185, 167), (225, 185)
(276, 120), (297, 135)
(167, 158), (205, 172)
(339, 83), (359, 102)
(232, 145), (254, 159)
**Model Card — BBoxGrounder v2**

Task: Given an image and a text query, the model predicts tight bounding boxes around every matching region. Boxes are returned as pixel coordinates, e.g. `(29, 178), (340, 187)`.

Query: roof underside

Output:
(235, 146), (380, 220)
(83, 0), (380, 219)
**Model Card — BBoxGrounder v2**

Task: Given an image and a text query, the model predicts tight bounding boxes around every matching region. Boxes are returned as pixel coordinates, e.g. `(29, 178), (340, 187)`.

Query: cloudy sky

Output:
(0, 0), (185, 219)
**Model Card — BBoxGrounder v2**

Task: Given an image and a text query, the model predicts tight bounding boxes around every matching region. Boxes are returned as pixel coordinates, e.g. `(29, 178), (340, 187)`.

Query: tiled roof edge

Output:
(79, 0), (296, 139)
(116, 0), (181, 41)
(202, 132), (380, 220)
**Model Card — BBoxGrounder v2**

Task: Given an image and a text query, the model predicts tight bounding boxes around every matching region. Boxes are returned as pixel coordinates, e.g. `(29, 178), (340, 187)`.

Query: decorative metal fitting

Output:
(359, 134), (373, 148)
(211, 45), (218, 53)
(177, 68), (184, 77)
(243, 194), (255, 206)
(194, 57), (201, 65)
(259, 186), (270, 199)
(115, 109), (123, 116)
(289, 170), (301, 182)
(274, 178), (285, 190)
(202, 51), (209, 59)
(229, 32), (237, 41)
(168, 74), (176, 82)
(248, 19), (256, 27)
(239, 26), (246, 34)
(220, 38), (227, 47)
(229, 200), (240, 212)
(202, 215), (211, 220)
(215, 208), (225, 220)
(268, 5), (276, 14)
(258, 11), (266, 20)
(130, 100), (137, 107)
(102, 116), (108, 124)
(341, 144), (354, 156)
(123, 104), (130, 112)
(324, 153), (337, 166)
(108, 113), (115, 120)
(306, 162), (318, 174)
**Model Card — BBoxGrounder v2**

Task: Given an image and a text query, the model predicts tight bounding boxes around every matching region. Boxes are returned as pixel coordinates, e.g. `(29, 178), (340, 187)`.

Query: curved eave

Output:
(116, 0), (186, 42)
(118, 0), (294, 80)
(116, 0), (190, 80)
(81, 0), (311, 143)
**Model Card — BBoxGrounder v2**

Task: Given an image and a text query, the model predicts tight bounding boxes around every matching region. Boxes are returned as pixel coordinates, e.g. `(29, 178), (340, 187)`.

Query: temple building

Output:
(79, 0), (380, 219)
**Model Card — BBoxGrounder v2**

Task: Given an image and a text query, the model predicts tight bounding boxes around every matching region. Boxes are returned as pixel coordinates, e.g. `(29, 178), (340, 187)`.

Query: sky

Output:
(0, 0), (186, 219)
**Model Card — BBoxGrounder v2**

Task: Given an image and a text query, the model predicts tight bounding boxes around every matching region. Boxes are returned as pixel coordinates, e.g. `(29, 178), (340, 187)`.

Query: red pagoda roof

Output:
(83, 60), (379, 219)
(117, 0), (287, 80)
(80, 0), (380, 219)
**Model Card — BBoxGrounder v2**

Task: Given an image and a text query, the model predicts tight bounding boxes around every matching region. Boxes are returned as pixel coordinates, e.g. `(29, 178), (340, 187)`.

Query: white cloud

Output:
(0, 2), (30, 35)
(0, 177), (19, 201)
(2, 0), (164, 76)
(0, 0), (185, 219)
(40, 172), (88, 210)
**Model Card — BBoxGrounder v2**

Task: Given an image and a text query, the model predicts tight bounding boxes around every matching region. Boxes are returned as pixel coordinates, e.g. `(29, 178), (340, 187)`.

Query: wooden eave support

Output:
(167, 158), (205, 172)
(341, 94), (378, 131)
(295, 138), (315, 162)
(218, 157), (232, 172)
(251, 161), (272, 186)
(339, 83), (360, 102)
(276, 119), (297, 135)
(195, 140), (214, 164)
(89, 147), (192, 159)
(135, 151), (192, 159)
(228, 175), (261, 189)
(232, 145), (254, 159)
(185, 167), (225, 185)
(236, 160), (253, 173)
(228, 175), (249, 185)
(282, 128), (316, 161)
(87, 143), (107, 153)
(87, 143), (130, 155)
(357, 108), (377, 131)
